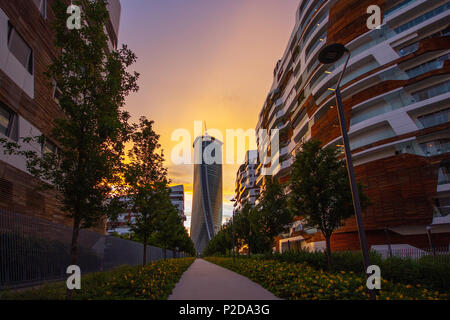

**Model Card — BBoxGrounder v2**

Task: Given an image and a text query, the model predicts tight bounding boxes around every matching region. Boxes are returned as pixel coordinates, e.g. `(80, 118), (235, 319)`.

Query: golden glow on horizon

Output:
(118, 0), (300, 224)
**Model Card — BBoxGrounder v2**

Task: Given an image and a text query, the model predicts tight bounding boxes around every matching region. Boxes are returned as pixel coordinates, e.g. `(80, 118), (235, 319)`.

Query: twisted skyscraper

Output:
(190, 135), (223, 254)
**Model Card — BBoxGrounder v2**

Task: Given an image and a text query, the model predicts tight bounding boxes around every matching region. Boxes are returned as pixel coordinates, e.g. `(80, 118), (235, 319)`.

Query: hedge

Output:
(205, 257), (448, 300)
(0, 258), (194, 300)
(255, 250), (450, 293)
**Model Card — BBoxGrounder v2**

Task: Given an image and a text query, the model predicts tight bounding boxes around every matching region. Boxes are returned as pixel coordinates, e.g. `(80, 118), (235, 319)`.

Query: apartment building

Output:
(256, 0), (450, 251)
(170, 184), (186, 221)
(107, 185), (185, 235)
(233, 150), (260, 212)
(0, 0), (121, 233)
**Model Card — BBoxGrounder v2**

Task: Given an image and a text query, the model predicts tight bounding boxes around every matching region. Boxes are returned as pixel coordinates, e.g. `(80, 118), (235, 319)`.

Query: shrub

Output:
(205, 257), (448, 300)
(0, 258), (194, 300)
(258, 249), (449, 293)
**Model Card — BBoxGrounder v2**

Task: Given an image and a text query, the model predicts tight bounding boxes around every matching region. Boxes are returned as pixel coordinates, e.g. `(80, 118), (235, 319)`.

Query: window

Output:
(438, 161), (450, 186)
(398, 42), (419, 56)
(394, 3), (450, 34)
(435, 197), (450, 217)
(53, 79), (63, 104)
(33, 0), (47, 18)
(0, 102), (18, 141)
(385, 0), (417, 17)
(412, 81), (450, 102)
(7, 22), (33, 74)
(42, 138), (58, 155)
(398, 27), (450, 56)
(418, 108), (450, 129)
(305, 31), (327, 60)
(419, 139), (450, 157)
(405, 53), (450, 78)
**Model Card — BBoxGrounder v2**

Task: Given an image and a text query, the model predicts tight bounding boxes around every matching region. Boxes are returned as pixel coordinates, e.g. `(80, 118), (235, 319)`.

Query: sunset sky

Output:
(118, 0), (299, 229)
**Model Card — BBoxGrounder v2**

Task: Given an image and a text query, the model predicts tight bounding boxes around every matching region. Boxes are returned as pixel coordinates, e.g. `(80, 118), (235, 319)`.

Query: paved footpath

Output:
(168, 259), (280, 300)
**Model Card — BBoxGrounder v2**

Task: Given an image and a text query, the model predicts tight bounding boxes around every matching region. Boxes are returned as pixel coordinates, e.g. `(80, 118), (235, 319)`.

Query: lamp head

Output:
(318, 43), (348, 64)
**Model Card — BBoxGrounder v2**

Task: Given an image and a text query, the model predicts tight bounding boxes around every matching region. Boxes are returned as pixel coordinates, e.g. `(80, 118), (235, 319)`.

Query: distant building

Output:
(170, 184), (186, 221)
(190, 135), (223, 254)
(107, 185), (186, 235)
(234, 150), (260, 212)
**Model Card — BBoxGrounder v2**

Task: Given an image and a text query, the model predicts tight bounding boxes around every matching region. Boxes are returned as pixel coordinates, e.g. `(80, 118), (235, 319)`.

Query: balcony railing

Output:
(394, 3), (450, 34)
(385, 0), (418, 17)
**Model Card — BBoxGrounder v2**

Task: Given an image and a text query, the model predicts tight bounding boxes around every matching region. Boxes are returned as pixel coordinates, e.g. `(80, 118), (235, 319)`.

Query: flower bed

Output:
(0, 258), (194, 300)
(205, 257), (448, 300)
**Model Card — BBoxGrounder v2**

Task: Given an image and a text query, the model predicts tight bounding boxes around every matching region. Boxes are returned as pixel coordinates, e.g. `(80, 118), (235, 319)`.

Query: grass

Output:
(0, 257), (194, 300)
(205, 257), (449, 300)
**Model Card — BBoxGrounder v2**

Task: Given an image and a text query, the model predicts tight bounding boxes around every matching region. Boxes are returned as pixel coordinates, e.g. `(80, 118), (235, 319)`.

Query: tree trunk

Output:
(325, 235), (333, 272)
(143, 237), (147, 266)
(163, 248), (167, 260)
(66, 217), (81, 300)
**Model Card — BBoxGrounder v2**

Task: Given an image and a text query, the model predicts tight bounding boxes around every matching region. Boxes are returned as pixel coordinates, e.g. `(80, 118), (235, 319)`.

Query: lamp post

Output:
(230, 198), (236, 262)
(318, 43), (375, 300)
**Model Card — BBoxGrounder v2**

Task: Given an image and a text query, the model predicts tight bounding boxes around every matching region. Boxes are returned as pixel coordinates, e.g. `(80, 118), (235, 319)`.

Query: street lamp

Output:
(230, 198), (236, 262)
(318, 43), (375, 300)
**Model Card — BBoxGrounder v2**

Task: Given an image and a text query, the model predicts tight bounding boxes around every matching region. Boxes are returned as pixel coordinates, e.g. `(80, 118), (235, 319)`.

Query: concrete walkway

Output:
(168, 259), (280, 300)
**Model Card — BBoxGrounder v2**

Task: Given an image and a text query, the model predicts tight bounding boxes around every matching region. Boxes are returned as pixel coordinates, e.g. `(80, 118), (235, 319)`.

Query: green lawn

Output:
(205, 257), (448, 300)
(0, 257), (194, 300)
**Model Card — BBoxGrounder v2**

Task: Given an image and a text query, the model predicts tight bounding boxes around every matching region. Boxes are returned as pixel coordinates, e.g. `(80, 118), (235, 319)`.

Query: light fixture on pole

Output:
(230, 197), (236, 262)
(318, 43), (375, 300)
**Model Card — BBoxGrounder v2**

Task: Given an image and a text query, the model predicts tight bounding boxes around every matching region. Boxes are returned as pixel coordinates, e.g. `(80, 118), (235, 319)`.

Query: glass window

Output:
(0, 105), (12, 136)
(42, 138), (58, 155)
(7, 22), (33, 74)
(412, 81), (450, 102)
(305, 31), (327, 60)
(438, 162), (450, 186)
(406, 53), (450, 78)
(385, 0), (417, 17)
(0, 102), (18, 141)
(418, 108), (450, 129)
(394, 3), (450, 34)
(53, 79), (62, 104)
(419, 140), (450, 157)
(300, 0), (326, 31)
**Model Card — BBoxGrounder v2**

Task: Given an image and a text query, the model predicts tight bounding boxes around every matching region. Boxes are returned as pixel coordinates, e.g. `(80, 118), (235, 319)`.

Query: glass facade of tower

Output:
(190, 136), (223, 254)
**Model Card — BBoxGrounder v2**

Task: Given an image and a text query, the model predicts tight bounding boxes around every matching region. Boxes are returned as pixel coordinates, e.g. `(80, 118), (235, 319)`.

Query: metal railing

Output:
(0, 209), (182, 289)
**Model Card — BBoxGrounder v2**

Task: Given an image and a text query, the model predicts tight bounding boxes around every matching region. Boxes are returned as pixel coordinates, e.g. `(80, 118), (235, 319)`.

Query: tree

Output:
(234, 202), (261, 256)
(151, 190), (185, 260)
(203, 222), (233, 256)
(289, 139), (370, 271)
(1, 0), (138, 299)
(256, 176), (293, 253)
(125, 117), (168, 265)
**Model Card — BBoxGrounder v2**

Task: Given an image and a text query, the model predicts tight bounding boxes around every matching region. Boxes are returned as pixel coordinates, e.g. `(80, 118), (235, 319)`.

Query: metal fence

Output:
(375, 246), (450, 260)
(0, 209), (182, 289)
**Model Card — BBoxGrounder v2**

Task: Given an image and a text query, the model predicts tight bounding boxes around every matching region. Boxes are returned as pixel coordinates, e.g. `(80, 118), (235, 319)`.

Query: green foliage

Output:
(289, 139), (369, 270)
(0, 258), (195, 300)
(0, 0), (139, 274)
(224, 177), (293, 256)
(124, 117), (194, 261)
(203, 222), (233, 256)
(254, 176), (293, 252)
(257, 249), (450, 293)
(205, 257), (448, 300)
